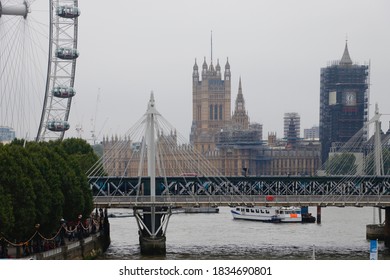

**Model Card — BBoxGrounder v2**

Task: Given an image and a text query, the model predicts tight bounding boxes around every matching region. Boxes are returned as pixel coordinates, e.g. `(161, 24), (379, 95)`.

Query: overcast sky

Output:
(67, 0), (390, 143)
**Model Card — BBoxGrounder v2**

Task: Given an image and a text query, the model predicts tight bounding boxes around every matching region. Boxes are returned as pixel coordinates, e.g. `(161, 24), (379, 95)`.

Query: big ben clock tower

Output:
(319, 41), (369, 163)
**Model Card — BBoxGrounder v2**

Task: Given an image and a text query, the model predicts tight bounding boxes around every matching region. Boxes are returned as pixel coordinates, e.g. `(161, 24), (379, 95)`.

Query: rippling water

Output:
(103, 206), (390, 260)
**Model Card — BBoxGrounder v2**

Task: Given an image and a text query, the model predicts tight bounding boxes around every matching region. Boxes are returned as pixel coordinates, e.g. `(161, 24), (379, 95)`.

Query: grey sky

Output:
(67, 0), (390, 142)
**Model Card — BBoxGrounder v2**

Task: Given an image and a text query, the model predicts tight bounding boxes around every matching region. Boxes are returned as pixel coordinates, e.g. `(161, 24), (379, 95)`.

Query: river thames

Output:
(102, 206), (390, 260)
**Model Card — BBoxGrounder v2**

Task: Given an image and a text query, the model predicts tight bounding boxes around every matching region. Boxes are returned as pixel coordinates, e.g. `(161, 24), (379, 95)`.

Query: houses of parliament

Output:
(102, 54), (322, 177)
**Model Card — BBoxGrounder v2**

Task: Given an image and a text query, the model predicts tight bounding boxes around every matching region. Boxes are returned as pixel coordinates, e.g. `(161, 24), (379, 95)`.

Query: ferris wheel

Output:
(0, 0), (79, 142)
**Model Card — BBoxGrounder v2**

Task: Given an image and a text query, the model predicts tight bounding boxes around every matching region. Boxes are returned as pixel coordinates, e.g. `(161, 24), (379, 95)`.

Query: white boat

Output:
(230, 206), (315, 223)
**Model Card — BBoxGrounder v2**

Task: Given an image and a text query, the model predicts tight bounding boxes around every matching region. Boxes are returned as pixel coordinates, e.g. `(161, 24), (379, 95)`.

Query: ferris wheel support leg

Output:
(0, 1), (30, 18)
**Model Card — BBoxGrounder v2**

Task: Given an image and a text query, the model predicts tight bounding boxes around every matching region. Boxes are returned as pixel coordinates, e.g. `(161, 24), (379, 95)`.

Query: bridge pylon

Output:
(133, 92), (172, 255)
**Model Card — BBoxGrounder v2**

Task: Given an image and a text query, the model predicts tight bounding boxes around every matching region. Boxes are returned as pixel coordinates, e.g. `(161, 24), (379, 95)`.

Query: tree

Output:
(0, 184), (14, 236)
(25, 142), (64, 233)
(0, 145), (37, 241)
(0, 138), (98, 242)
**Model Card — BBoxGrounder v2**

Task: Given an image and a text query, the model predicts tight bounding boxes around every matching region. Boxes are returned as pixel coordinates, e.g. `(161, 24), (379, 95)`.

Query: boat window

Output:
(251, 209), (254, 213)
(260, 210), (264, 213)
(246, 209), (249, 213)
(266, 210), (269, 214)
(236, 208), (240, 211)
(255, 209), (259, 213)
(241, 208), (244, 212)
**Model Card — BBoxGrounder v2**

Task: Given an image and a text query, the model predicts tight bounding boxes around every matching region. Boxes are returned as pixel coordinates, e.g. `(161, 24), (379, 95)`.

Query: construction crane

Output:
(90, 88), (101, 145)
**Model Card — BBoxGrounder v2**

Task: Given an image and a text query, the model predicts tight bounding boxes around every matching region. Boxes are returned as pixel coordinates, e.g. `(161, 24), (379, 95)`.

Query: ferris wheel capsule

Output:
(47, 120), (70, 132)
(55, 47), (79, 60)
(52, 86), (76, 98)
(56, 6), (81, 18)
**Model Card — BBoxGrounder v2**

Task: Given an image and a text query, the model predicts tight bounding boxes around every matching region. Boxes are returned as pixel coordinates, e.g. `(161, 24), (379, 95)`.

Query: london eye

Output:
(0, 0), (79, 142)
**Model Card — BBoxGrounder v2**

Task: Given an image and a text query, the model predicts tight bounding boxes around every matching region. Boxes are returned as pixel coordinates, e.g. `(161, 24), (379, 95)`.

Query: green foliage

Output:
(0, 138), (97, 242)
(0, 184), (14, 235)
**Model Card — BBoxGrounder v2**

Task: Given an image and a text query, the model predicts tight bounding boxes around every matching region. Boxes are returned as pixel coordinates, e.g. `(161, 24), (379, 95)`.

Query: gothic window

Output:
(219, 104), (223, 120)
(209, 105), (213, 120)
(214, 104), (218, 120)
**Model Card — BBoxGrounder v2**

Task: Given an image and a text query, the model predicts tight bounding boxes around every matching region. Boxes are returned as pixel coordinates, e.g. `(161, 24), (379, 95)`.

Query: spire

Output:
(232, 77), (249, 130)
(193, 58), (199, 80)
(235, 77), (245, 111)
(209, 32), (214, 72)
(202, 57), (207, 69)
(216, 59), (221, 71)
(210, 30), (213, 64)
(193, 58), (198, 71)
(225, 57), (230, 69)
(340, 40), (353, 66)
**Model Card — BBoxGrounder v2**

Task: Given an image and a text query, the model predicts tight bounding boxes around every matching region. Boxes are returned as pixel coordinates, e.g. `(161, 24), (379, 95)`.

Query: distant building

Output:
(0, 126), (15, 142)
(319, 41), (369, 164)
(190, 57), (231, 153)
(257, 119), (320, 176)
(102, 56), (321, 177)
(304, 126), (319, 140)
(284, 112), (300, 139)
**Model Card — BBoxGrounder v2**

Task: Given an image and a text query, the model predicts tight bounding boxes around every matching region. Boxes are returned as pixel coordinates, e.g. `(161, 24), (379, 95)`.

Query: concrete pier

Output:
(139, 234), (166, 255)
(316, 206), (322, 224)
(366, 224), (385, 240)
(134, 206), (171, 255)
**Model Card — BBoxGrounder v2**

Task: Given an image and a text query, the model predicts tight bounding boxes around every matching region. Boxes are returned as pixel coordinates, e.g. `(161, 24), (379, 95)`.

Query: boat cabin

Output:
(56, 6), (81, 18)
(275, 207), (301, 215)
(52, 86), (76, 98)
(235, 207), (272, 214)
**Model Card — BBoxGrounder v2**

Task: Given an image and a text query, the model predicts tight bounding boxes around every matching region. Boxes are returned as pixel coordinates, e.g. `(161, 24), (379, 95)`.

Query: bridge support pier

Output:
(384, 207), (390, 248)
(134, 206), (171, 255)
(316, 206), (321, 224)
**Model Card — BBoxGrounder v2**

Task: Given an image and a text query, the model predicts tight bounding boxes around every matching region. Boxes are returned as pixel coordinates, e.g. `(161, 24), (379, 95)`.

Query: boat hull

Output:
(231, 209), (281, 222)
(231, 206), (315, 223)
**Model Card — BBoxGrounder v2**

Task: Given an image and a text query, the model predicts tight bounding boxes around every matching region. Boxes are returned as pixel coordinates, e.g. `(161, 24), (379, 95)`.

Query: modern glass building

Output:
(0, 126), (16, 142)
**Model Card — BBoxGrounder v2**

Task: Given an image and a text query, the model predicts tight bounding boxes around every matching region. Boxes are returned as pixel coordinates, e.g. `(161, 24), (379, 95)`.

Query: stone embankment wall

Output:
(24, 229), (110, 260)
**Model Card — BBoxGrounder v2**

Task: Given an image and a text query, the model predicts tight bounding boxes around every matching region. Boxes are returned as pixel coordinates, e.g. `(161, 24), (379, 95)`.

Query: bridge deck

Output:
(91, 175), (390, 208)
(93, 195), (390, 208)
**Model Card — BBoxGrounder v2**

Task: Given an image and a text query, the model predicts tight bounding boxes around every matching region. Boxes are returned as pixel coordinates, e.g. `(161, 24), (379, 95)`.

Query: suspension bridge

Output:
(86, 93), (390, 254)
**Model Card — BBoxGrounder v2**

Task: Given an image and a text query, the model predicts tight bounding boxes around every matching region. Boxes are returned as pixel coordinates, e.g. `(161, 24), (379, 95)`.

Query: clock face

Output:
(345, 91), (356, 106)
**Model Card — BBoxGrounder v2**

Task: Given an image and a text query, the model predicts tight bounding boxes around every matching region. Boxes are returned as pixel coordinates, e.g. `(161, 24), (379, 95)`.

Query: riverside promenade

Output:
(1, 210), (110, 260)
